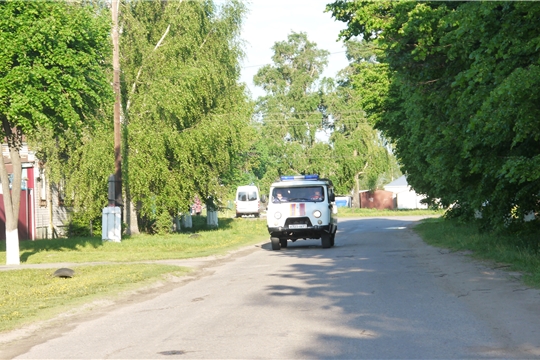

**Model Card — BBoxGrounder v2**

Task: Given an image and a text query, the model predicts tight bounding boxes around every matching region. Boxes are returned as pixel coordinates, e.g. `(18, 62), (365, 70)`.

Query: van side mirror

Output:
(261, 194), (267, 203)
(329, 193), (335, 202)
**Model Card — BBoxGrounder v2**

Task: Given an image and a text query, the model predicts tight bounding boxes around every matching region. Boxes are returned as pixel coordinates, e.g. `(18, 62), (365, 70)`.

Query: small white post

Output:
(102, 207), (121, 242)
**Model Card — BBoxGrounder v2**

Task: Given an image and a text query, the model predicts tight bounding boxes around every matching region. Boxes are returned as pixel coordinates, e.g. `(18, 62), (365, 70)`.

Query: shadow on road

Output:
(255, 217), (534, 359)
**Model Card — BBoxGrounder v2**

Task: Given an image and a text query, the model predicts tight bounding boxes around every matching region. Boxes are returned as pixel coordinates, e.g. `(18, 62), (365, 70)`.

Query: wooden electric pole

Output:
(112, 0), (122, 209)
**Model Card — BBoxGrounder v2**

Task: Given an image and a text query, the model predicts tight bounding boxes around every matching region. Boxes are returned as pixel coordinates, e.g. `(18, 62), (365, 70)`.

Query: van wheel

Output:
(330, 233), (335, 247)
(321, 233), (331, 248)
(271, 237), (281, 250)
(280, 239), (288, 248)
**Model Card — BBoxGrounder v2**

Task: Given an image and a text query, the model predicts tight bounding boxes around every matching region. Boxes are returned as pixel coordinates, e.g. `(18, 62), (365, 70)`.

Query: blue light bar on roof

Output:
(280, 174), (319, 181)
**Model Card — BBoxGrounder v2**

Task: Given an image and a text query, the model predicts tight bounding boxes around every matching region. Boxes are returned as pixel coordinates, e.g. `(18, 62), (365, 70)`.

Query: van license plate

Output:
(289, 224), (307, 229)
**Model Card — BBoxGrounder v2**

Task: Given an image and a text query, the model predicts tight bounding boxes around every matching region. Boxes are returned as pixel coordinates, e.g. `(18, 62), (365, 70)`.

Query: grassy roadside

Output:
(414, 217), (540, 288)
(0, 216), (268, 333)
(0, 264), (190, 333)
(1, 217), (268, 264)
(337, 207), (443, 217)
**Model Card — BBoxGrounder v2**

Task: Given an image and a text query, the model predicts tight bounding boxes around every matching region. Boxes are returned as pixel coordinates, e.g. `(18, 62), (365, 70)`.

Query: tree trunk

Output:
(125, 200), (140, 235)
(0, 119), (23, 265)
(351, 149), (369, 209)
(352, 171), (360, 208)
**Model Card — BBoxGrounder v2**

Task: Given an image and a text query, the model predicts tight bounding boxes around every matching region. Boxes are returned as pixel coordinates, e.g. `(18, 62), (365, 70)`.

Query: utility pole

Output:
(112, 0), (122, 210)
(353, 149), (359, 208)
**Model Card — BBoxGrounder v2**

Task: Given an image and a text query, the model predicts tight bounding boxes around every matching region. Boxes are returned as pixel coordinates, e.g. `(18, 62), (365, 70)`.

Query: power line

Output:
(242, 51), (348, 70)
(253, 109), (366, 116)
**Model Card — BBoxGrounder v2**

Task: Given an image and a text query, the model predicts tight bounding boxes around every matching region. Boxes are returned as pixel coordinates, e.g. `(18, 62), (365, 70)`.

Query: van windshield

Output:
(272, 186), (324, 203)
(238, 191), (257, 201)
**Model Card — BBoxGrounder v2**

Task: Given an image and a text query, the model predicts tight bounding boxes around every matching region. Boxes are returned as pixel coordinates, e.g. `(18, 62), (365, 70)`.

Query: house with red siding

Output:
(0, 143), (69, 240)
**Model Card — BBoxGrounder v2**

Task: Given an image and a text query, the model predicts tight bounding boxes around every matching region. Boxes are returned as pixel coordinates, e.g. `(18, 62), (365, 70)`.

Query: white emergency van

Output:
(266, 175), (337, 250)
(235, 185), (265, 217)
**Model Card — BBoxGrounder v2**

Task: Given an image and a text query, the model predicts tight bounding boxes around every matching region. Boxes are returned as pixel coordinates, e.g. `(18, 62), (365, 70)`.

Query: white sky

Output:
(232, 0), (350, 99)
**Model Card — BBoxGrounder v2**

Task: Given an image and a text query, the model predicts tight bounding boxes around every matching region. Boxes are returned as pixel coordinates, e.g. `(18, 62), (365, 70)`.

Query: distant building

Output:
(359, 190), (394, 210)
(383, 175), (428, 209)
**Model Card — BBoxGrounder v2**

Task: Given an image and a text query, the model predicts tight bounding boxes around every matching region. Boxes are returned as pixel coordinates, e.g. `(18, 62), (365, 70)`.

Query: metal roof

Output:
(384, 175), (408, 188)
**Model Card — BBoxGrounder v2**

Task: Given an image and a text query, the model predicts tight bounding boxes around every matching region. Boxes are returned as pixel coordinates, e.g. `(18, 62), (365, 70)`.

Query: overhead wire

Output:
(241, 51), (348, 69)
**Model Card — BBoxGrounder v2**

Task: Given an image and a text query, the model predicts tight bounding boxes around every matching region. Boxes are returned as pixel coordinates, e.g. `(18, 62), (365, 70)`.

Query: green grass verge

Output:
(414, 217), (540, 288)
(0, 264), (190, 333)
(1, 217), (268, 264)
(337, 207), (443, 217)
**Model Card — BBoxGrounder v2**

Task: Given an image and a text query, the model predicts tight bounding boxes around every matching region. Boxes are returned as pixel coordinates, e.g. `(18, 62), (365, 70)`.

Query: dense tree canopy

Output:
(0, 0), (111, 262)
(25, 0), (252, 235)
(252, 31), (398, 197)
(120, 0), (251, 232)
(327, 1), (540, 230)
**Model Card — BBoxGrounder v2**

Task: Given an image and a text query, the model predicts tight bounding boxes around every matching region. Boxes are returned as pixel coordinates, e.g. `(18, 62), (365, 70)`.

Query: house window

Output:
(56, 179), (73, 207)
(38, 168), (47, 208)
(7, 170), (29, 190)
(21, 169), (28, 190)
(57, 180), (65, 207)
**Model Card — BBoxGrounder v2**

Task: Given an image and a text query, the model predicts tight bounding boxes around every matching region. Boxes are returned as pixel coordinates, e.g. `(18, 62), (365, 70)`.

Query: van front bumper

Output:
(267, 223), (336, 240)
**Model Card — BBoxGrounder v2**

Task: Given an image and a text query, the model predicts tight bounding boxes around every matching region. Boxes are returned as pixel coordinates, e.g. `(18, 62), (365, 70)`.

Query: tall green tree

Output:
(252, 32), (397, 199)
(0, 1), (111, 264)
(253, 32), (333, 190)
(120, 0), (251, 233)
(327, 1), (540, 229)
(323, 39), (399, 199)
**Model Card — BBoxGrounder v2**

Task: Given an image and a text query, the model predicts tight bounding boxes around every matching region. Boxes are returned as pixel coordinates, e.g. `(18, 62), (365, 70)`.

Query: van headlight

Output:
(274, 212), (282, 219)
(313, 210), (321, 218)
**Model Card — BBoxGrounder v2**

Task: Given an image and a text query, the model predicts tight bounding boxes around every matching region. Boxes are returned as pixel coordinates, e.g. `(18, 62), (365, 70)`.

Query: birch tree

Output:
(120, 0), (251, 233)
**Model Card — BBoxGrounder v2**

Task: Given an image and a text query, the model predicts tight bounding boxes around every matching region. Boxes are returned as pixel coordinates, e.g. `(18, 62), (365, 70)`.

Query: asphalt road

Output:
(2, 216), (540, 359)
